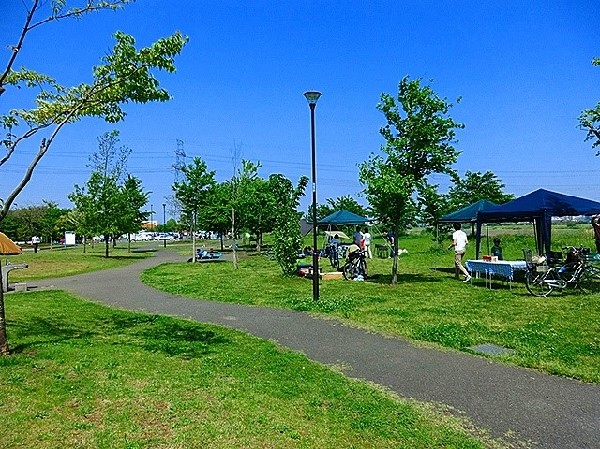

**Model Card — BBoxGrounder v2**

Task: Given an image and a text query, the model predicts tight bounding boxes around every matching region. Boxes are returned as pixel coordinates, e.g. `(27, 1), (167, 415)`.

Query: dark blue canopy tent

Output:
(475, 189), (600, 258)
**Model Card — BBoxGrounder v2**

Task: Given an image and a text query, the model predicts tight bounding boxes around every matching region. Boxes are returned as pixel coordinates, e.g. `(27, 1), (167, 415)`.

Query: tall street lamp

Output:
(304, 90), (321, 301)
(162, 203), (167, 248)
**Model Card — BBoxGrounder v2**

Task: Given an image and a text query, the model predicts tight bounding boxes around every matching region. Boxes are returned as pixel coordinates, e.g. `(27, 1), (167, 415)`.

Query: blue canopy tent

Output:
(475, 189), (600, 258)
(439, 199), (499, 223)
(318, 210), (372, 226)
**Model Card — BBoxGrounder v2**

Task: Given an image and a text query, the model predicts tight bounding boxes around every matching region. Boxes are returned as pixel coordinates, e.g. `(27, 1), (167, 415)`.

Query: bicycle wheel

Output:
(342, 261), (356, 280)
(525, 269), (554, 297)
(360, 258), (368, 279)
(578, 266), (600, 294)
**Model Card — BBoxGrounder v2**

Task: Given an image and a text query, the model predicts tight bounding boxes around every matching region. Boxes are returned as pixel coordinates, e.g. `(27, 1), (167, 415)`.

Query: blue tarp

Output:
(438, 199), (499, 223)
(475, 189), (600, 257)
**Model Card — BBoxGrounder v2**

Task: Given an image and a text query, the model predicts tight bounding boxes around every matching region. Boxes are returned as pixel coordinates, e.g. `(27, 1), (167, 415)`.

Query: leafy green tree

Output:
(0, 1), (188, 222)
(69, 131), (147, 257)
(198, 181), (233, 251)
(359, 77), (463, 284)
(39, 200), (67, 247)
(173, 157), (216, 261)
(269, 174), (309, 275)
(235, 160), (274, 251)
(120, 175), (150, 251)
(0, 0), (186, 355)
(579, 57), (600, 155)
(447, 170), (514, 210)
(418, 183), (449, 235)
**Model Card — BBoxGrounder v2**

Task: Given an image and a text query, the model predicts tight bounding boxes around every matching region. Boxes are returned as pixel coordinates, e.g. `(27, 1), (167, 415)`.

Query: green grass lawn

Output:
(142, 225), (600, 383)
(0, 291), (504, 448)
(4, 243), (156, 281)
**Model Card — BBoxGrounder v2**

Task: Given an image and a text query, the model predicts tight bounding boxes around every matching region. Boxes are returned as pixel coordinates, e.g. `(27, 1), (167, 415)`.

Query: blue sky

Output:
(1, 0), (599, 218)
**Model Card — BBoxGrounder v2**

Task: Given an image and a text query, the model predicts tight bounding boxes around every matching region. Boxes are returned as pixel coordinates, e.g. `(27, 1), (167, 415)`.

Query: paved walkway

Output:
(33, 249), (600, 449)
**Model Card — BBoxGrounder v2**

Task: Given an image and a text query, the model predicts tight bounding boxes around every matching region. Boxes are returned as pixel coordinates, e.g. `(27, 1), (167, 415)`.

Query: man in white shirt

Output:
(448, 223), (471, 282)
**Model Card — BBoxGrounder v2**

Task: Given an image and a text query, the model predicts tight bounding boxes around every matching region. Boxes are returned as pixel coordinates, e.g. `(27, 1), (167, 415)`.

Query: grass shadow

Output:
(10, 311), (230, 359)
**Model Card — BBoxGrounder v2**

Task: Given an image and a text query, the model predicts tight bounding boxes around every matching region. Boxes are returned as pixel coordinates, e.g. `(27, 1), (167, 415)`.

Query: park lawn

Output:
(142, 226), (600, 383)
(4, 243), (155, 281)
(0, 290), (505, 449)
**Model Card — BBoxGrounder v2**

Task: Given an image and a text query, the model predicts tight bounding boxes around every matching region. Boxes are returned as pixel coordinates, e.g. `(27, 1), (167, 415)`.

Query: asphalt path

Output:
(33, 249), (600, 449)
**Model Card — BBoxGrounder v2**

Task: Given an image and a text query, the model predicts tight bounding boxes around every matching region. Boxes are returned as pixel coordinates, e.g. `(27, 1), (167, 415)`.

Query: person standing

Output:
(448, 223), (471, 282)
(31, 235), (40, 253)
(353, 226), (364, 249)
(363, 227), (372, 259)
(592, 216), (600, 253)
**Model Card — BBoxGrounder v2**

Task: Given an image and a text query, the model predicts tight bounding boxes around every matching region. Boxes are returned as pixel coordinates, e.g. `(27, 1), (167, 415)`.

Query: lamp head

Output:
(304, 91), (321, 105)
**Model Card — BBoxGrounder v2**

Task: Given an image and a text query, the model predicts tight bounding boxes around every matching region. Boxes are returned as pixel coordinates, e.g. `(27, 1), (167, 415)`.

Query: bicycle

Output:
(523, 247), (600, 297)
(342, 248), (368, 280)
(323, 243), (341, 270)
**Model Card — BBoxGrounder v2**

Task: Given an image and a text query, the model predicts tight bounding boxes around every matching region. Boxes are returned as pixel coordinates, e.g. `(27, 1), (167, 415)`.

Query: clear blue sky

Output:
(1, 0), (599, 218)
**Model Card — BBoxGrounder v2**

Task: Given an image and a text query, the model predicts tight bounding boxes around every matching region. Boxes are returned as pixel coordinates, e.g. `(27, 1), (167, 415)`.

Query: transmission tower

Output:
(173, 139), (186, 183)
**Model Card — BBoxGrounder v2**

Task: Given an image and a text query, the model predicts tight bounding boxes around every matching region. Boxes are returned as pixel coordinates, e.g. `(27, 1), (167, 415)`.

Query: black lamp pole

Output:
(304, 90), (321, 301)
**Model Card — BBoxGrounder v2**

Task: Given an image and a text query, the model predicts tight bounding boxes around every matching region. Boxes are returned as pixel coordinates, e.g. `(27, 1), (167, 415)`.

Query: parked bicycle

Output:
(523, 246), (600, 297)
(342, 247), (368, 280)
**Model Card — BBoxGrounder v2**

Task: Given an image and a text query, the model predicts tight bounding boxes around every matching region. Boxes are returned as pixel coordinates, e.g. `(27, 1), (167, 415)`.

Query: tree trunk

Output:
(104, 236), (110, 258)
(391, 224), (399, 284)
(231, 207), (238, 269)
(0, 261), (10, 355)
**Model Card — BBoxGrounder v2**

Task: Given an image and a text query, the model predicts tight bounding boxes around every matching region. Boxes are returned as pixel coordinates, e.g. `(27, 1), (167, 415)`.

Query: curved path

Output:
(34, 249), (600, 449)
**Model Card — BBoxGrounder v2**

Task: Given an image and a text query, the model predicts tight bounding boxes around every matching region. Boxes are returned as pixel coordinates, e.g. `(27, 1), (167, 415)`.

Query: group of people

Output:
(351, 226), (373, 258)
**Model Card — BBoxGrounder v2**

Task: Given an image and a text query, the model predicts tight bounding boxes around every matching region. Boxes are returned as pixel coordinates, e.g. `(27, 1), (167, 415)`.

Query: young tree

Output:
(172, 157), (216, 261)
(198, 181), (233, 251)
(418, 183), (449, 235)
(447, 170), (514, 210)
(235, 161), (274, 252)
(120, 175), (150, 251)
(69, 131), (146, 257)
(579, 58), (600, 154)
(359, 77), (463, 284)
(269, 174), (309, 275)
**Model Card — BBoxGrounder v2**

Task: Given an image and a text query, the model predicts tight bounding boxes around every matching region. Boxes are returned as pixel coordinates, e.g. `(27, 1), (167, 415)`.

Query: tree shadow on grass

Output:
(10, 312), (230, 359)
(366, 273), (444, 285)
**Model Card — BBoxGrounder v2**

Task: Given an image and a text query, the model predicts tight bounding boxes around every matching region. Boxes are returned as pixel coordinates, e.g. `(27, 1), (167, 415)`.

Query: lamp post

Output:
(304, 90), (321, 301)
(162, 203), (167, 247)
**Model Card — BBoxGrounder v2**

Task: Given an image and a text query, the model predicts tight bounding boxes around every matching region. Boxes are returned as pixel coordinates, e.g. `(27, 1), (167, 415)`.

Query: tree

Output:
(198, 181), (234, 250)
(0, 1), (188, 222)
(0, 1), (186, 354)
(579, 58), (600, 154)
(69, 131), (147, 257)
(269, 174), (309, 275)
(234, 161), (274, 252)
(359, 77), (463, 284)
(172, 157), (216, 261)
(120, 175), (150, 251)
(418, 183), (449, 235)
(447, 170), (514, 210)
